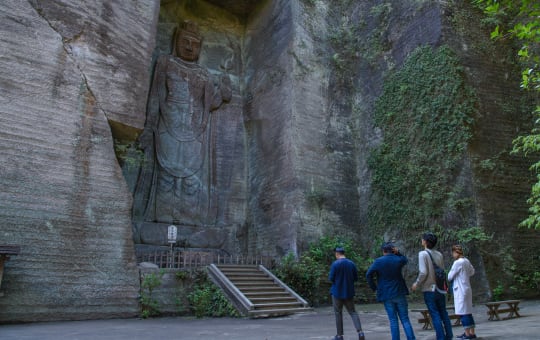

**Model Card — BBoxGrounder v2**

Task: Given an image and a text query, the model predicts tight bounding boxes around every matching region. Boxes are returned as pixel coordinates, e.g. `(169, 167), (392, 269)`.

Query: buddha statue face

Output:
(176, 28), (202, 62)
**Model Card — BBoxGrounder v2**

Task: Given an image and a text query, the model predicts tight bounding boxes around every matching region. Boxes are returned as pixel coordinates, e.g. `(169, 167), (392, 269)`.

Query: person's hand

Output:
(411, 283), (417, 291)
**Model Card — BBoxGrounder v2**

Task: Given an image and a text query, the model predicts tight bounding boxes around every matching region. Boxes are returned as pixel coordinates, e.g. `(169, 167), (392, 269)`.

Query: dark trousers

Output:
(332, 296), (363, 336)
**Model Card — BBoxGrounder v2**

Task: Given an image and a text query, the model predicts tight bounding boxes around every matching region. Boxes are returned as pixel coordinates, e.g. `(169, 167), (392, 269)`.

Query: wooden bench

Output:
(411, 306), (461, 330)
(0, 245), (21, 297)
(485, 300), (521, 321)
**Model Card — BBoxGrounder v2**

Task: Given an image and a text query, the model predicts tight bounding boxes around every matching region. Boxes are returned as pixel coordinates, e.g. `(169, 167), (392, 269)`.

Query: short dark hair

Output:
(422, 232), (437, 249)
(381, 242), (395, 253)
(334, 247), (345, 254)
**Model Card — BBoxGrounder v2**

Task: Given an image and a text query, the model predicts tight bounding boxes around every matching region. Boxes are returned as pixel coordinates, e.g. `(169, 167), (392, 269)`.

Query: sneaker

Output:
(456, 333), (466, 339)
(358, 331), (366, 340)
(332, 336), (344, 340)
(463, 335), (477, 339)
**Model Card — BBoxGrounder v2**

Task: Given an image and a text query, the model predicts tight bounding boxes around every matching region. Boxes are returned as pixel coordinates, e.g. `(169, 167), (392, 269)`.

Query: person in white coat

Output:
(448, 245), (476, 339)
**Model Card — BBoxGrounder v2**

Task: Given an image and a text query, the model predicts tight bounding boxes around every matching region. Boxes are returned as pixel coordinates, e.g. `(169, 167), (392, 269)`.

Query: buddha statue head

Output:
(174, 20), (202, 62)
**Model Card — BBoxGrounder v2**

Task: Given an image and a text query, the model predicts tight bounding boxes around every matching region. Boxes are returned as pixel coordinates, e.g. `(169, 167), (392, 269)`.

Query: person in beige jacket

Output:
(411, 233), (453, 340)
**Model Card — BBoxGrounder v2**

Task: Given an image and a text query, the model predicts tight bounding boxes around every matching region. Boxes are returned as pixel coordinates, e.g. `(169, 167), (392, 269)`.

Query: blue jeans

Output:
(332, 296), (363, 336)
(423, 291), (453, 340)
(383, 295), (416, 340)
(460, 314), (475, 329)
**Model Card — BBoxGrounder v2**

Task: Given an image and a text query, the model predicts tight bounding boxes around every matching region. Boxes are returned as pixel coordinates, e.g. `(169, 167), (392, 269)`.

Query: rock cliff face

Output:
(0, 0), (159, 322)
(1, 0), (539, 322)
(148, 0), (538, 297)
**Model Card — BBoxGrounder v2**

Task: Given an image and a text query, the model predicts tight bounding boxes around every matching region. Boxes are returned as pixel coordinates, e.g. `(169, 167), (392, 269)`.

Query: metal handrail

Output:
(259, 265), (310, 307)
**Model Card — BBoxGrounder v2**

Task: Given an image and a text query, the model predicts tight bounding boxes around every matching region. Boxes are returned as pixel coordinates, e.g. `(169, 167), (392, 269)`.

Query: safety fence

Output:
(136, 249), (274, 269)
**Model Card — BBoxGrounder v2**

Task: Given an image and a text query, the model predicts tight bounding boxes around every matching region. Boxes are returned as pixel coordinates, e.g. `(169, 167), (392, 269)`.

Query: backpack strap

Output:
(425, 250), (448, 294)
(425, 249), (436, 268)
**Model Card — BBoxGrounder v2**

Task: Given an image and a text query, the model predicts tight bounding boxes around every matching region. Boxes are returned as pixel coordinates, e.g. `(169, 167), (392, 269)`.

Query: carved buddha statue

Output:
(136, 21), (231, 229)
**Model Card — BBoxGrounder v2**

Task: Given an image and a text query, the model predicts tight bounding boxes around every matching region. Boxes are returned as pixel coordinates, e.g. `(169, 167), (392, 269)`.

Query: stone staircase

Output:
(207, 264), (313, 318)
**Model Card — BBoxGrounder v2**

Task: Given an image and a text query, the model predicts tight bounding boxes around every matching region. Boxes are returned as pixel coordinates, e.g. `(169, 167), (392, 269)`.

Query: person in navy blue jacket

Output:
(366, 242), (416, 340)
(329, 247), (366, 340)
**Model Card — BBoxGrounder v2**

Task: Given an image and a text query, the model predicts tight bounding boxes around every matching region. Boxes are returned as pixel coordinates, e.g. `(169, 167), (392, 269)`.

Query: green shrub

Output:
(175, 270), (189, 281)
(273, 252), (323, 305)
(273, 236), (371, 306)
(187, 269), (239, 318)
(492, 282), (505, 301)
(140, 270), (164, 318)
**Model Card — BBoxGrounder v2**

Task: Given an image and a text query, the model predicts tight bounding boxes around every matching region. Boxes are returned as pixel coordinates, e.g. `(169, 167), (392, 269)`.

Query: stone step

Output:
(247, 307), (313, 318)
(217, 265), (259, 271)
(228, 277), (275, 283)
(234, 284), (284, 291)
(218, 267), (262, 273)
(250, 297), (298, 304)
(208, 263), (312, 318)
(220, 273), (264, 278)
(238, 285), (286, 291)
(218, 265), (259, 269)
(222, 271), (267, 276)
(218, 272), (268, 278)
(219, 271), (264, 277)
(244, 291), (292, 298)
(253, 302), (304, 310)
(233, 280), (278, 285)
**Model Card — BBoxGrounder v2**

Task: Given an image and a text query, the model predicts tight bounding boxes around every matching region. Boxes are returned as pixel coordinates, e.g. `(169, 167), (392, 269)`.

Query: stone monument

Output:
(133, 21), (231, 249)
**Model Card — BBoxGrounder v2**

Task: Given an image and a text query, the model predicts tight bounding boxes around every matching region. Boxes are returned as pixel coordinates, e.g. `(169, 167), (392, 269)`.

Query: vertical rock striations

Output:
(0, 0), (159, 322)
(244, 0), (300, 256)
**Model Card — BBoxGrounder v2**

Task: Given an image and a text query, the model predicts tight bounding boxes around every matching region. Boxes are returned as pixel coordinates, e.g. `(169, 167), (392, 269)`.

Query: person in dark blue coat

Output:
(366, 242), (416, 340)
(329, 247), (366, 340)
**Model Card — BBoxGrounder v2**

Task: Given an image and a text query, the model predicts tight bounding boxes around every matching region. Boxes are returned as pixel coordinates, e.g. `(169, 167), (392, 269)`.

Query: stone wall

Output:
(0, 0), (159, 322)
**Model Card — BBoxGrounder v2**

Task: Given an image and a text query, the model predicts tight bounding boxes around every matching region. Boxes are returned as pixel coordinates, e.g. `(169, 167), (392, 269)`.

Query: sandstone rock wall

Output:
(442, 0), (540, 295)
(244, 0), (299, 256)
(0, 0), (159, 322)
(242, 0), (539, 298)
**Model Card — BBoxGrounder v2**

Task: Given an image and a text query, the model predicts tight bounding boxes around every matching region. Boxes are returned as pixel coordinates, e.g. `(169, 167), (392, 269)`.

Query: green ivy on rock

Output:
(368, 45), (477, 234)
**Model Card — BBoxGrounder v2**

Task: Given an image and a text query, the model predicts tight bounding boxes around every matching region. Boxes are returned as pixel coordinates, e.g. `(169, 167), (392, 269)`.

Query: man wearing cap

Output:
(329, 247), (366, 340)
(366, 242), (416, 340)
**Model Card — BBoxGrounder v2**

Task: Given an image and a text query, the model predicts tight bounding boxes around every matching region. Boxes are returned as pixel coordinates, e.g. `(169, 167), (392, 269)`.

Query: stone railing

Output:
(136, 249), (274, 269)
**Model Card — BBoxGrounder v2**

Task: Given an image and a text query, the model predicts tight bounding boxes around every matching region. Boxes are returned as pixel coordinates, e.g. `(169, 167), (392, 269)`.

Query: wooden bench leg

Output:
(511, 303), (521, 318)
(418, 318), (431, 330)
(505, 304), (521, 319)
(487, 307), (500, 321)
(452, 316), (461, 326)
(419, 311), (432, 330)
